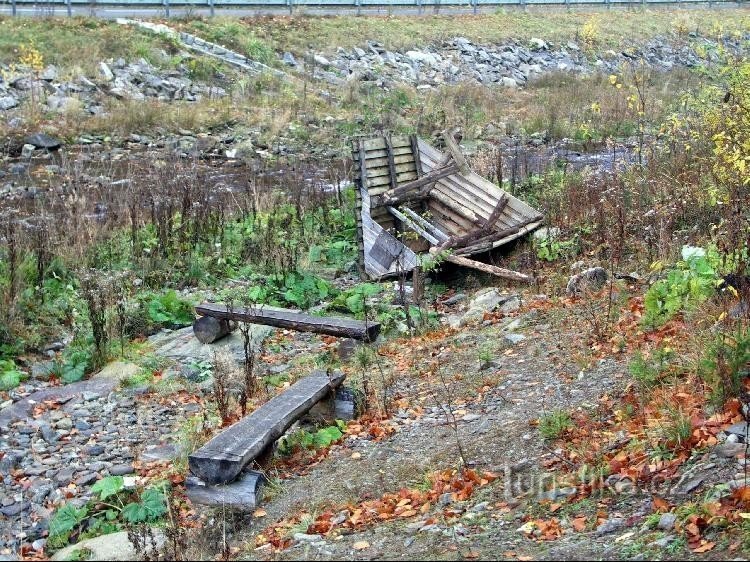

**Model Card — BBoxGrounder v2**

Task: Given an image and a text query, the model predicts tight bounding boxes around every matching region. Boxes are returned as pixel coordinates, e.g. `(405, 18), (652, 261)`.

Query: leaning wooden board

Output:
(189, 370), (345, 484)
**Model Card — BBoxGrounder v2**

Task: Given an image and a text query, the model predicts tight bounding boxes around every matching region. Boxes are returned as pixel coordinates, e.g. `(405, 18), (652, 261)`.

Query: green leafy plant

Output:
(277, 421), (346, 455)
(48, 480), (168, 551)
(50, 345), (93, 384)
(0, 359), (23, 391)
(329, 283), (382, 316)
(535, 235), (578, 262)
(145, 290), (195, 327)
(643, 246), (721, 329)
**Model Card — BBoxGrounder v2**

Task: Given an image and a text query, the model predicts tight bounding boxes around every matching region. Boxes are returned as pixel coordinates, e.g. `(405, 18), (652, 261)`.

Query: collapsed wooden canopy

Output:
(352, 133), (543, 281)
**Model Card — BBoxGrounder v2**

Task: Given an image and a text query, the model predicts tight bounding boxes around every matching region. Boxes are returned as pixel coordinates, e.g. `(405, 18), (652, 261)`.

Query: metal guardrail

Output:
(1, 0), (743, 18)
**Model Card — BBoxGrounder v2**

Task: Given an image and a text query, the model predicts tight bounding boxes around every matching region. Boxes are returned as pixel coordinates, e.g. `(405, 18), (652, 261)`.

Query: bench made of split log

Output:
(188, 370), (345, 484)
(194, 303), (381, 343)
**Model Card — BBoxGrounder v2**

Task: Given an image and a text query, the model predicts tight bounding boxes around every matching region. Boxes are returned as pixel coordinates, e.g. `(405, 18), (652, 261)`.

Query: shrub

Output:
(143, 290), (195, 328)
(0, 359), (23, 391)
(538, 410), (573, 440)
(700, 325), (750, 408)
(643, 246), (720, 329)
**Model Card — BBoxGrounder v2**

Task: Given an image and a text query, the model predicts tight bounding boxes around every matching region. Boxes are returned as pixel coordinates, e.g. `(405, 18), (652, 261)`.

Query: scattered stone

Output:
(20, 144), (35, 159)
(504, 333), (526, 345)
(596, 517), (625, 535)
(657, 512), (677, 531)
(109, 464), (135, 476)
(293, 533), (323, 543)
(566, 267), (608, 297)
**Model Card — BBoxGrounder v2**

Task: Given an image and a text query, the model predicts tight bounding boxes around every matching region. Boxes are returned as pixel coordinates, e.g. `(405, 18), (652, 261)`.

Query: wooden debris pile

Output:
(352, 131), (543, 282)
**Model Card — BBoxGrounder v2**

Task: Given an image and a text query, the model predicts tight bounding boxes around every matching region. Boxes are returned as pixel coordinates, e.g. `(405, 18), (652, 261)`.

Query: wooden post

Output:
(417, 0), (423, 14)
(164, 0), (170, 18)
(11, 0), (16, 17)
(357, 0), (362, 16)
(413, 266), (424, 306)
(66, 0), (72, 17)
(209, 0), (215, 17)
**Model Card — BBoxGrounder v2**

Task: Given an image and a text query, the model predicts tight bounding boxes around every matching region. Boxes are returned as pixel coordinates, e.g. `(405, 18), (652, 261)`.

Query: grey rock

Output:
(596, 517), (625, 535)
(566, 267), (608, 297)
(109, 463), (134, 476)
(294, 533), (323, 543)
(0, 501), (29, 517)
(724, 421), (750, 442)
(443, 293), (467, 305)
(21, 144), (35, 159)
(657, 512), (676, 530)
(282, 52), (297, 66)
(24, 133), (62, 150)
(0, 95), (18, 110)
(51, 530), (165, 561)
(504, 333), (526, 345)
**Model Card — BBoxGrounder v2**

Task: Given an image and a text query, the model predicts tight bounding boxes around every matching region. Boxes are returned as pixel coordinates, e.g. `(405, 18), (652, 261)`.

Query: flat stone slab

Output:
(0, 378), (117, 423)
(51, 529), (164, 561)
(186, 471), (264, 511)
(189, 370), (345, 484)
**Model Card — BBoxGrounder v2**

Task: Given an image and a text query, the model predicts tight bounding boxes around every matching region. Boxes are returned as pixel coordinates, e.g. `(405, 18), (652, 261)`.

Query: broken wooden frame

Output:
(353, 132), (543, 282)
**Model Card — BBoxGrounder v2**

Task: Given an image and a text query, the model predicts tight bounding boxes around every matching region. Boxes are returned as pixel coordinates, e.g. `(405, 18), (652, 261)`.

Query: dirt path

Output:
(219, 302), (636, 560)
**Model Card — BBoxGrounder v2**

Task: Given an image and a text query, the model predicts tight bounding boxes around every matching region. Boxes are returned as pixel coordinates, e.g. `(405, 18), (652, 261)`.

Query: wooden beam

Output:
(374, 163), (459, 207)
(433, 251), (534, 283)
(438, 194), (510, 252)
(193, 316), (233, 344)
(443, 128), (471, 175)
(454, 216), (544, 256)
(384, 135), (398, 191)
(195, 303), (381, 342)
(189, 370), (345, 484)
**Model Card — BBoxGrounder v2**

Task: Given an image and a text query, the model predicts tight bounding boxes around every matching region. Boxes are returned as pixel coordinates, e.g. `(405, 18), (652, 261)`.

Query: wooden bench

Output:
(193, 303), (381, 344)
(189, 370), (345, 484)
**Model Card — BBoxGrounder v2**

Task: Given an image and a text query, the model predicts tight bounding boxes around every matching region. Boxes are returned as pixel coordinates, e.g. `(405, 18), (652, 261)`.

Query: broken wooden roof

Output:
(352, 133), (543, 280)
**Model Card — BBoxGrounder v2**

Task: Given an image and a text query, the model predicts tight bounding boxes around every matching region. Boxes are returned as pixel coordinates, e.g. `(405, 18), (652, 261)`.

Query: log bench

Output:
(193, 303), (381, 344)
(189, 370), (345, 484)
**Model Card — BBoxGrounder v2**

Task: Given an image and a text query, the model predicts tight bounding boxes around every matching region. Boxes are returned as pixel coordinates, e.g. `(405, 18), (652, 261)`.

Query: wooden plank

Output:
(366, 159), (416, 179)
(362, 136), (411, 151)
(365, 146), (413, 159)
(357, 139), (369, 276)
(427, 200), (474, 235)
(364, 154), (416, 169)
(368, 171), (418, 189)
(196, 304), (381, 342)
(189, 370), (345, 484)
(455, 216), (545, 255)
(387, 206), (440, 245)
(397, 206), (450, 243)
(443, 129), (471, 175)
